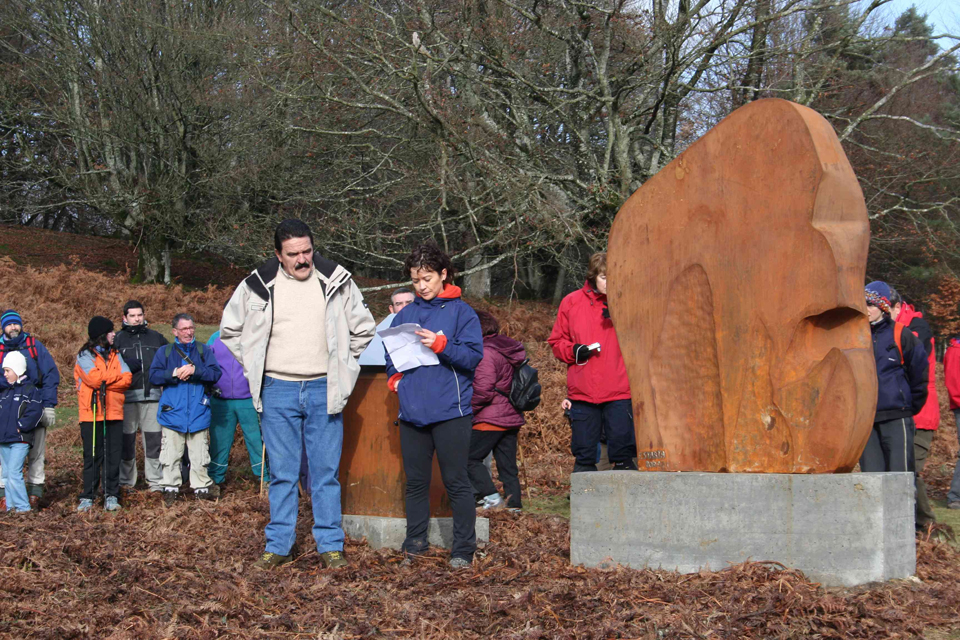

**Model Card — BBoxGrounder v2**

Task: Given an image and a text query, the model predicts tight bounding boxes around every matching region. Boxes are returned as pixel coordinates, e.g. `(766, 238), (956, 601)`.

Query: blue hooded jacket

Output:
(0, 381), (43, 446)
(872, 316), (928, 422)
(385, 286), (483, 427)
(0, 332), (60, 408)
(149, 340), (222, 433)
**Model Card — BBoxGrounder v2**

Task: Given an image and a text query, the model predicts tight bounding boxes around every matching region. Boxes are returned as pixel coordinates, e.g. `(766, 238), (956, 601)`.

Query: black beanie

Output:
(88, 316), (115, 341)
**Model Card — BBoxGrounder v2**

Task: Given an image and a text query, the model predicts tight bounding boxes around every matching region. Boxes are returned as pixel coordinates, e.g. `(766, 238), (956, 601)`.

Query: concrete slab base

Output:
(343, 515), (490, 550)
(570, 471), (915, 587)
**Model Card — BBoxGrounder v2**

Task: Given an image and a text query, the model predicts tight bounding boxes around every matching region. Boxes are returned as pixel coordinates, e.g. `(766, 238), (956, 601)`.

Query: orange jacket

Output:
(74, 349), (132, 422)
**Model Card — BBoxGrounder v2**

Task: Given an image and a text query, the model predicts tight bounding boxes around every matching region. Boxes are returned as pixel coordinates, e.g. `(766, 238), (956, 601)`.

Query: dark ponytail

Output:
(78, 333), (112, 357)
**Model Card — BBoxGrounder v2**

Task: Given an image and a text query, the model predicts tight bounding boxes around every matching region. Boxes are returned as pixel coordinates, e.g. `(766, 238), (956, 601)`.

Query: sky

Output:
(869, 0), (959, 45)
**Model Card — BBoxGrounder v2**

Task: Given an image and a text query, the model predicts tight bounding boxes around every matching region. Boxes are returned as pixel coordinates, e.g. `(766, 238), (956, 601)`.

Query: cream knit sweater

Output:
(265, 266), (328, 380)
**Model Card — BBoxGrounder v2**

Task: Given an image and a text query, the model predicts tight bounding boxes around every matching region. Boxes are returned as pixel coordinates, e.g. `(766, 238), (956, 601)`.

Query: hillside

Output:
(0, 224), (248, 289)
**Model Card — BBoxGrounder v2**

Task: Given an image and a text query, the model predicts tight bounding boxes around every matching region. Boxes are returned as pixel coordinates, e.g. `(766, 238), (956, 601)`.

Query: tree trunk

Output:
(464, 250), (491, 299)
(525, 256), (545, 298)
(137, 236), (167, 284)
(552, 246), (571, 306)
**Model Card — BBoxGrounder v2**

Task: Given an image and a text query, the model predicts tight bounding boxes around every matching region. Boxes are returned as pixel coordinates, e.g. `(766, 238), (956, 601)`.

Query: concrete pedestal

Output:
(343, 515), (490, 550)
(570, 471), (915, 587)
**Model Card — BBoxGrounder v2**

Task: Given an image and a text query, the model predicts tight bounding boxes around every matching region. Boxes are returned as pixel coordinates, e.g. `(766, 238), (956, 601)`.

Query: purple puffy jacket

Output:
(471, 334), (526, 428)
(209, 337), (252, 400)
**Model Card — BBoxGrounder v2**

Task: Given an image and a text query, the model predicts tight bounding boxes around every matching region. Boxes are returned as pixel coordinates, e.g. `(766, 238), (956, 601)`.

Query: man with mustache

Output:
(0, 310), (60, 509)
(220, 219), (376, 570)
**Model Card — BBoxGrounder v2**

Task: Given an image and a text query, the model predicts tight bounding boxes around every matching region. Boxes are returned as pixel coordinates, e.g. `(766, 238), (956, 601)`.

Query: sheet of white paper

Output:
(378, 323), (440, 372)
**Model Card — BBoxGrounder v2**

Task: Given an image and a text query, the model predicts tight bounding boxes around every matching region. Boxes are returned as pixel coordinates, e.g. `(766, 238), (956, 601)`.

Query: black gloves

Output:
(602, 304), (610, 319)
(573, 344), (599, 364)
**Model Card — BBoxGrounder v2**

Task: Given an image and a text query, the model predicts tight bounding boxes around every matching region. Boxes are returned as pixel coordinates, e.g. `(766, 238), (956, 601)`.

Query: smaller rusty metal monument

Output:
(570, 99), (914, 586)
(340, 369), (489, 549)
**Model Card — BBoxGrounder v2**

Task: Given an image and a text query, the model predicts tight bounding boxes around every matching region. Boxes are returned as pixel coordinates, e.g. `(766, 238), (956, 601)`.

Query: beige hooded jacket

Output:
(220, 253), (376, 413)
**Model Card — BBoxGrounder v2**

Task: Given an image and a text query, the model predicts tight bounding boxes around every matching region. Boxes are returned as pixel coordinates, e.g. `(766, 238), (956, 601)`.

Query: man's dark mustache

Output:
(295, 262), (310, 270)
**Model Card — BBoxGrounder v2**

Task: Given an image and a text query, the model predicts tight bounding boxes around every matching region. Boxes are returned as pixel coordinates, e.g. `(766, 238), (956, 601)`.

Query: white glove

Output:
(41, 407), (56, 428)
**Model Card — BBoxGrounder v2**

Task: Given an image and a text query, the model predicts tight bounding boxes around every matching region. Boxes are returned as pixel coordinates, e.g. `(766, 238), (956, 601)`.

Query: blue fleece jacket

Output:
(0, 381), (43, 446)
(0, 333), (60, 408)
(149, 340), (222, 433)
(385, 287), (483, 427)
(872, 316), (929, 422)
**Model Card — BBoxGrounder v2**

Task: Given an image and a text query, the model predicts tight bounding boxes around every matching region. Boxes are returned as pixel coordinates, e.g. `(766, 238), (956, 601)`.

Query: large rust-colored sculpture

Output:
(608, 99), (877, 473)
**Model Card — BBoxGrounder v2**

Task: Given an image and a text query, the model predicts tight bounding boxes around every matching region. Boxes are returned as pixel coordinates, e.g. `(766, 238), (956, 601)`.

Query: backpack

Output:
(163, 342), (217, 396)
(0, 336), (39, 361)
(893, 322), (904, 365)
(497, 358), (542, 412)
(0, 337), (42, 385)
(164, 342), (207, 361)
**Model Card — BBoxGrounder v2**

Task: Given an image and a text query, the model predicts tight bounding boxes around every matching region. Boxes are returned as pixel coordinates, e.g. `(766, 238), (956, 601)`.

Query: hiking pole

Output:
(100, 381), (107, 500)
(90, 387), (98, 499)
(259, 441), (266, 499)
(518, 442), (532, 500)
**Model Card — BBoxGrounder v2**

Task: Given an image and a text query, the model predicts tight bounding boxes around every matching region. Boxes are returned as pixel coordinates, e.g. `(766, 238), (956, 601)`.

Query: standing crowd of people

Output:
(0, 218), (957, 569)
(0, 302), (268, 515)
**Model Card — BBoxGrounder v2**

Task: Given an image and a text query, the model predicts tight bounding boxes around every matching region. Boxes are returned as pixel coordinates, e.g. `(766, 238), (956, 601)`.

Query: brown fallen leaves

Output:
(0, 427), (958, 639)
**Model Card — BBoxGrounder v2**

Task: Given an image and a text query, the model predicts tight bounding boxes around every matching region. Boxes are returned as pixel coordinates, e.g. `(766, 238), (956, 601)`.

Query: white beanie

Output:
(2, 351), (27, 379)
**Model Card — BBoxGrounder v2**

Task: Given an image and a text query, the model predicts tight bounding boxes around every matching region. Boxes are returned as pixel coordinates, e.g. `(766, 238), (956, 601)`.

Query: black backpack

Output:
(497, 358), (542, 412)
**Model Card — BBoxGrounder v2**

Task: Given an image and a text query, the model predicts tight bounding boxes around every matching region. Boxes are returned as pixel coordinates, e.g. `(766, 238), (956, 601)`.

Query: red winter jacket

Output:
(896, 304), (940, 430)
(548, 282), (631, 404)
(945, 338), (960, 411)
(471, 334), (526, 429)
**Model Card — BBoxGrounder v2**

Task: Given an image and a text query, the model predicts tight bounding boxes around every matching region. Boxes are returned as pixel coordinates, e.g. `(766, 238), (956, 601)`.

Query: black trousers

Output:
(859, 417), (915, 473)
(80, 420), (123, 500)
(468, 429), (521, 508)
(570, 399), (636, 466)
(399, 416), (476, 561)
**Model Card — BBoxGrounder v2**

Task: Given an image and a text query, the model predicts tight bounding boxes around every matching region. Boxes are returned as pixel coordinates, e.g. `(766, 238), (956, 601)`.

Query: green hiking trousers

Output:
(208, 397), (269, 485)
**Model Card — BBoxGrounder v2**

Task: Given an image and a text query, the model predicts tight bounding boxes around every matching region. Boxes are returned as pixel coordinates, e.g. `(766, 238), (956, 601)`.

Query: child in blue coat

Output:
(0, 352), (44, 512)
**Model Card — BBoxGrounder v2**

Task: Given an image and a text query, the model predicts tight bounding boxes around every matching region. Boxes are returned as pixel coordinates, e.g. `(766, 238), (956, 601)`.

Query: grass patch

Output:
(932, 498), (960, 547)
(524, 494), (571, 518)
(54, 404), (78, 429)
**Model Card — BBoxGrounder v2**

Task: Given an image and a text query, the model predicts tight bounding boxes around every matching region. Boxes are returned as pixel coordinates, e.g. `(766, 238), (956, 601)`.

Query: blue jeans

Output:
(0, 443), (30, 512)
(260, 376), (344, 555)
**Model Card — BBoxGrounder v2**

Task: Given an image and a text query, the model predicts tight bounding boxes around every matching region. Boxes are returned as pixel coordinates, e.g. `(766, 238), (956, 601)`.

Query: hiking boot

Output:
(449, 556), (472, 569)
(573, 463), (598, 473)
(319, 550), (348, 569)
(28, 495), (39, 510)
(948, 502), (960, 510)
(104, 496), (121, 511)
(612, 460), (639, 471)
(195, 486), (219, 501)
(77, 498), (94, 512)
(162, 490), (178, 507)
(480, 493), (503, 510)
(0, 498), (5, 511)
(401, 538), (428, 565)
(253, 551), (294, 570)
